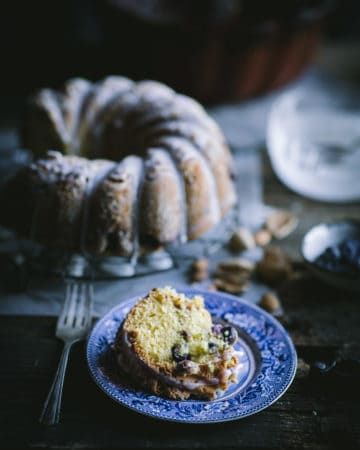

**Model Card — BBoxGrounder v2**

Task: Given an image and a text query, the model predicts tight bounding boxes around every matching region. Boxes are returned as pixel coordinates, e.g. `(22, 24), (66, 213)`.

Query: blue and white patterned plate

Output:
(86, 289), (297, 423)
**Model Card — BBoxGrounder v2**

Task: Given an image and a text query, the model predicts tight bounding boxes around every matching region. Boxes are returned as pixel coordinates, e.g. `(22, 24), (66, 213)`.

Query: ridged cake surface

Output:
(2, 77), (236, 255)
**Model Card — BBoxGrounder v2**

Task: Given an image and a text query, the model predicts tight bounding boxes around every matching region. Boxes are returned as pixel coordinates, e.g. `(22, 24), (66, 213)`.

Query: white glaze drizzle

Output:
(118, 330), (240, 393)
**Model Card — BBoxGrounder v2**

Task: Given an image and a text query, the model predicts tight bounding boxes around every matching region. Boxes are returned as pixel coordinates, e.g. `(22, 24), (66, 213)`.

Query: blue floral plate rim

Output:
(86, 288), (297, 423)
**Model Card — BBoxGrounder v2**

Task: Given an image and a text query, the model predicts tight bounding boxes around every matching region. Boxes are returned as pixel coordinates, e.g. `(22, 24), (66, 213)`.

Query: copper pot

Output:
(98, 0), (335, 103)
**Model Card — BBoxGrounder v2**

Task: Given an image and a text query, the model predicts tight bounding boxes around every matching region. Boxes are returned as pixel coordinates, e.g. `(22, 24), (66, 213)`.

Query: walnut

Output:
(217, 258), (255, 275)
(213, 257), (254, 294)
(214, 269), (249, 285)
(256, 246), (293, 284)
(228, 227), (255, 252)
(213, 278), (250, 295)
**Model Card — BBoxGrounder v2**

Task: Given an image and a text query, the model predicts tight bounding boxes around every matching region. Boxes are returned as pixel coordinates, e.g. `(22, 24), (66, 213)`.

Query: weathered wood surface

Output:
(1, 270), (359, 449)
(1, 153), (360, 450)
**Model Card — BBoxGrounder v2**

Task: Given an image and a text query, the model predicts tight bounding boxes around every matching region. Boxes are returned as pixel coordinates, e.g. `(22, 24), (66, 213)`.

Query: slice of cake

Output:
(114, 287), (240, 400)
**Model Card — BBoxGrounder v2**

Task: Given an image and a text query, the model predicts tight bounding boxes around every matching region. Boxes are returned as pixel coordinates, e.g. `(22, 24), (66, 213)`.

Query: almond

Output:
(189, 258), (209, 282)
(254, 229), (272, 246)
(266, 210), (298, 239)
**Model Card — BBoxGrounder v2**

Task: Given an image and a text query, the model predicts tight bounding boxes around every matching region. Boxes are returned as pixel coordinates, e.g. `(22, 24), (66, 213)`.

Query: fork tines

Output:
(58, 282), (93, 330)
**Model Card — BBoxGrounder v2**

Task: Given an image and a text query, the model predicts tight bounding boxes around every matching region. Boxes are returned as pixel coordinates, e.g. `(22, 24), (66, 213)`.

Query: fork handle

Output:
(39, 341), (72, 425)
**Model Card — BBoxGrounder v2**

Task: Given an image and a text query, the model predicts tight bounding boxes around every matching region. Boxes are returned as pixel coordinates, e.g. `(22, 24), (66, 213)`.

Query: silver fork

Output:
(39, 282), (93, 425)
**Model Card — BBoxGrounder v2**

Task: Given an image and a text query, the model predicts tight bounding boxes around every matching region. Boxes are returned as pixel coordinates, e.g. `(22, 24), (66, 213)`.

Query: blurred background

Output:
(1, 0), (360, 105)
(0, 0), (360, 202)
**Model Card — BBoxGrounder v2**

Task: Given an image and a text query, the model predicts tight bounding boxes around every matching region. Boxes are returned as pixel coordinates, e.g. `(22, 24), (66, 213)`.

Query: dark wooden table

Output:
(1, 154), (359, 450)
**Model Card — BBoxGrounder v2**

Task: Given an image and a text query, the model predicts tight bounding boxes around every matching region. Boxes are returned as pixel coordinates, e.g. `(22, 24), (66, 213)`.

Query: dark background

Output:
(1, 0), (360, 97)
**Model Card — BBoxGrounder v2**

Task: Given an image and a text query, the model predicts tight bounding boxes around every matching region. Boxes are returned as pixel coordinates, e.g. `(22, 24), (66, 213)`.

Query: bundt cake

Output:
(115, 287), (240, 400)
(1, 76), (236, 256)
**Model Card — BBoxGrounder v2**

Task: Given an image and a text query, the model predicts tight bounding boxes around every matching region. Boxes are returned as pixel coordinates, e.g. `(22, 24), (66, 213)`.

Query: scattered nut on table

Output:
(191, 270), (208, 282)
(213, 278), (250, 294)
(189, 258), (209, 282)
(259, 292), (282, 313)
(256, 246), (293, 284)
(192, 258), (208, 272)
(214, 269), (250, 285)
(254, 229), (272, 246)
(266, 209), (298, 239)
(217, 258), (255, 275)
(228, 227), (255, 252)
(213, 257), (254, 295)
(296, 358), (311, 379)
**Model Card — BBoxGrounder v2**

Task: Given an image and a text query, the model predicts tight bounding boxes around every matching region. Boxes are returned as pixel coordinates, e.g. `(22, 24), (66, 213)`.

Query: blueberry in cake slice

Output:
(115, 287), (240, 400)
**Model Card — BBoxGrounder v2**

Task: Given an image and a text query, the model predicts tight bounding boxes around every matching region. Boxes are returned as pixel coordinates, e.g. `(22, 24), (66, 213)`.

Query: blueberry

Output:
(171, 343), (189, 362)
(208, 342), (219, 353)
(221, 326), (238, 345)
(323, 248), (333, 260)
(180, 330), (190, 341)
(332, 246), (342, 259)
(340, 242), (355, 263)
(322, 246), (340, 263)
(315, 239), (360, 273)
(345, 240), (360, 263)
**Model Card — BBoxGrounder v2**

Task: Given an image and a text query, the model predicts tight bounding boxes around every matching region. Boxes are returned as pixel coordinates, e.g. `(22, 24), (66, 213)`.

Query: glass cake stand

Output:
(0, 211), (235, 280)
